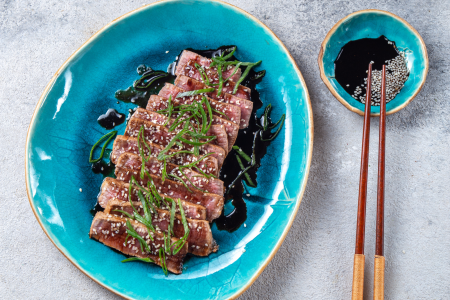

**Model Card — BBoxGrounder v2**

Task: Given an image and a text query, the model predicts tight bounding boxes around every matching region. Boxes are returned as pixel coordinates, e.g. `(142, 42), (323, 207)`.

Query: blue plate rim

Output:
(24, 0), (314, 299)
(317, 9), (429, 116)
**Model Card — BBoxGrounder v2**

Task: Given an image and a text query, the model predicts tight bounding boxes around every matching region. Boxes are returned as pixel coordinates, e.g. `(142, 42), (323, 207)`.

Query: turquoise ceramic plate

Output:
(318, 9), (428, 116)
(25, 1), (313, 299)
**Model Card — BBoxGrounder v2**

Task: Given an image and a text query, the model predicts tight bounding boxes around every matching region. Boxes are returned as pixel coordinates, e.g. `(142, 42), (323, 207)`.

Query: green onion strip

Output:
(232, 145), (251, 162)
(121, 257), (155, 264)
(159, 248), (168, 276)
(235, 155), (256, 187)
(170, 199), (190, 255)
(176, 88), (214, 98)
(261, 114), (286, 142)
(89, 131), (117, 163)
(163, 95), (173, 126)
(207, 46), (262, 96)
(232, 61), (261, 94)
(217, 65), (224, 96)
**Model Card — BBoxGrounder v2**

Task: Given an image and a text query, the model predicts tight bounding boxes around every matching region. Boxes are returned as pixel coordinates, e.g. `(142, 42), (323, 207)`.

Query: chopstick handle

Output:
(373, 255), (385, 300)
(352, 254), (365, 300)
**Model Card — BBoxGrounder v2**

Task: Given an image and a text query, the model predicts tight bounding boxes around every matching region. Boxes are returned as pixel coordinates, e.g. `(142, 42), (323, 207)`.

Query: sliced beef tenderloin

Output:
(105, 199), (218, 256)
(115, 167), (224, 221)
(175, 75), (253, 128)
(158, 83), (242, 127)
(131, 108), (228, 154)
(179, 59), (251, 100)
(116, 153), (224, 196)
(124, 118), (226, 168)
(111, 135), (219, 176)
(90, 212), (188, 274)
(98, 177), (207, 220)
(147, 95), (239, 152)
(175, 49), (241, 82)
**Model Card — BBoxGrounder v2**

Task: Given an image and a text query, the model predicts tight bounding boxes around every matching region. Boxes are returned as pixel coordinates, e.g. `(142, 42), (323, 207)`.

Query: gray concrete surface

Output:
(1, 0), (449, 299)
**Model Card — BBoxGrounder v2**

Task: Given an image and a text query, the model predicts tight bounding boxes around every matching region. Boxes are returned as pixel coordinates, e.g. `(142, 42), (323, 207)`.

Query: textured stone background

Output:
(1, 0), (449, 299)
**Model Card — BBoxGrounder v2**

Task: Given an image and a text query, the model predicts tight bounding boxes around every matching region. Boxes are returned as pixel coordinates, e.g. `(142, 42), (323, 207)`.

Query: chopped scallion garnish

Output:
(159, 248), (168, 276)
(211, 107), (229, 119)
(232, 61), (261, 94)
(217, 64), (224, 96)
(89, 131), (117, 163)
(125, 219), (151, 253)
(222, 46), (236, 60)
(163, 95), (173, 126)
(121, 257), (155, 263)
(232, 145), (251, 162)
(176, 88), (214, 98)
(168, 172), (193, 193)
(157, 122), (189, 160)
(261, 114), (285, 142)
(170, 199), (190, 255)
(226, 164), (254, 196)
(203, 96), (213, 133)
(195, 63), (211, 86)
(235, 155), (256, 187)
(169, 199), (176, 236)
(223, 62), (242, 82)
(112, 209), (134, 219)
(178, 136), (216, 146)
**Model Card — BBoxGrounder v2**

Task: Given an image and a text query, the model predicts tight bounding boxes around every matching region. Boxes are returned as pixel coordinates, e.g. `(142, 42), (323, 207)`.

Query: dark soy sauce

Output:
(215, 104), (280, 232)
(97, 108), (125, 129)
(335, 35), (400, 100)
(115, 65), (175, 108)
(91, 160), (115, 176)
(91, 149), (115, 177)
(90, 202), (103, 216)
(180, 46), (279, 232)
(90, 157), (114, 215)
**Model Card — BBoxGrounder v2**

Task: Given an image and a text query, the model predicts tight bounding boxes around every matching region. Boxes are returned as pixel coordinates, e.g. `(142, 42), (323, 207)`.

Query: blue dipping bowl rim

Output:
(318, 9), (429, 116)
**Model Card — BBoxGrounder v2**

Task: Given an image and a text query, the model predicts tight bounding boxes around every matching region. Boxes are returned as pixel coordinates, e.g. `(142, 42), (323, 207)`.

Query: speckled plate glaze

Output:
(318, 9), (428, 116)
(25, 1), (312, 299)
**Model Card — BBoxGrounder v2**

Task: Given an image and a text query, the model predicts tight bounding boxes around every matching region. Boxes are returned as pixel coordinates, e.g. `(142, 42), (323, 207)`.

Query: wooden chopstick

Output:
(374, 65), (387, 300)
(352, 63), (372, 300)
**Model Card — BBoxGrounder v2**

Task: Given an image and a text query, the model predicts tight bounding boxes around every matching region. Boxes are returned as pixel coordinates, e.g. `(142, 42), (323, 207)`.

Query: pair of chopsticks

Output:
(351, 63), (387, 300)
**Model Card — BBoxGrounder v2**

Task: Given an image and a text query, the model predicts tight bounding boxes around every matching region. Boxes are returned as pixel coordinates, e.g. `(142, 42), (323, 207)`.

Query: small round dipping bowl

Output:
(318, 9), (428, 116)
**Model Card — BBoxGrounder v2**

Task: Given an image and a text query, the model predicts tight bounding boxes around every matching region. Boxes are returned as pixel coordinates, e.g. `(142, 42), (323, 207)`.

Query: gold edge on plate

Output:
(24, 1), (314, 299)
(317, 9), (429, 117)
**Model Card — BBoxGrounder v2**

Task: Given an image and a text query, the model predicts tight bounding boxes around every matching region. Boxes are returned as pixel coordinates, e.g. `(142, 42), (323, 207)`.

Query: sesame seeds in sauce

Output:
(334, 35), (409, 106)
